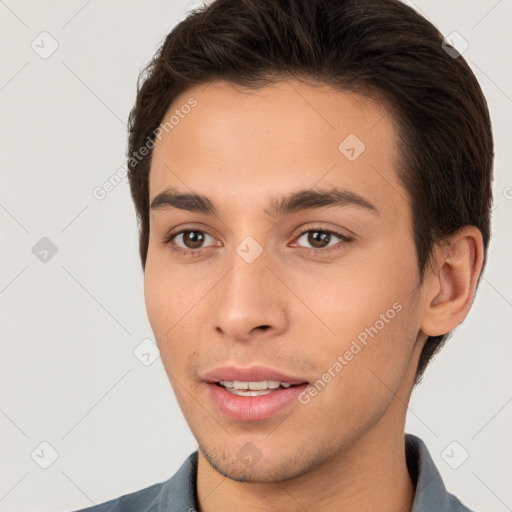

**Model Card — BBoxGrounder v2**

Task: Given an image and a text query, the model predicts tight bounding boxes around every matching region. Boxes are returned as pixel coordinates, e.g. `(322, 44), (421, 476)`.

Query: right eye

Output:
(163, 229), (221, 256)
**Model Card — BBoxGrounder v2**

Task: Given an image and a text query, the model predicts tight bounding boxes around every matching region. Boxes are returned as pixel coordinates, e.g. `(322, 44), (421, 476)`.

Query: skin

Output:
(144, 79), (484, 512)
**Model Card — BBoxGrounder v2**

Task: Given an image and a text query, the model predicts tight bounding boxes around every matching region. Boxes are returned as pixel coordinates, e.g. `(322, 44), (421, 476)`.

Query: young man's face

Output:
(145, 79), (429, 482)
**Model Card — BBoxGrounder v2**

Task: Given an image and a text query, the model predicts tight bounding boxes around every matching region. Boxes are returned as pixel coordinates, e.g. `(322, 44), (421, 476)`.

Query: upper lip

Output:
(202, 365), (308, 385)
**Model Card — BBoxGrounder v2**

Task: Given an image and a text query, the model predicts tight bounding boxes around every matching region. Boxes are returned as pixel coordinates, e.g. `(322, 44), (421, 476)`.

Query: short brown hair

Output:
(127, 0), (494, 382)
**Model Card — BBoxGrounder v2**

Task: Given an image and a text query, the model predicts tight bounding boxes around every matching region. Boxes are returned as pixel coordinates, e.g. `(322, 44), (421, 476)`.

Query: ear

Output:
(421, 226), (485, 337)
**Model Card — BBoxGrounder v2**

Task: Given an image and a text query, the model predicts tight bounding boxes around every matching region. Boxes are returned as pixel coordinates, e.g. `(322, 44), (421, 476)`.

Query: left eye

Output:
(295, 230), (347, 250)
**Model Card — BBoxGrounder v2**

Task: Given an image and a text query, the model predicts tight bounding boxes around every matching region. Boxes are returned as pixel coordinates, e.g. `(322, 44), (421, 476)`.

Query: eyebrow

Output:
(149, 187), (379, 217)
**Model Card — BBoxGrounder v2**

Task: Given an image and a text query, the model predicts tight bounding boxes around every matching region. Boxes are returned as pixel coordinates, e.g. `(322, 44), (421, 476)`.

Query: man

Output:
(76, 0), (493, 510)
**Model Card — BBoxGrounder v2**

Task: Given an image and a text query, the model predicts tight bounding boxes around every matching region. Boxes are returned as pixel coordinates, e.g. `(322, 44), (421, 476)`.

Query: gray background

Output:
(1, 1), (511, 511)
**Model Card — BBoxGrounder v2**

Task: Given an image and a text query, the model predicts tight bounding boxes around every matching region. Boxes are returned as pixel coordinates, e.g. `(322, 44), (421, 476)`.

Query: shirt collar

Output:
(406, 433), (471, 511)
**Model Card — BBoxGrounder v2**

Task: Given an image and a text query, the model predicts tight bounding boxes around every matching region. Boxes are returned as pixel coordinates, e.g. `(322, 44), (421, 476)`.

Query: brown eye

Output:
(180, 230), (207, 249)
(307, 231), (331, 248)
(294, 229), (351, 253)
(163, 228), (219, 255)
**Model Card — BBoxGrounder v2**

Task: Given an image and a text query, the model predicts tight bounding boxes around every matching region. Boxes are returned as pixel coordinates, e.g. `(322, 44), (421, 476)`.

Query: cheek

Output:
(143, 251), (209, 377)
(289, 243), (420, 384)
(144, 257), (171, 337)
(143, 253), (189, 356)
(144, 247), (197, 332)
(289, 250), (416, 342)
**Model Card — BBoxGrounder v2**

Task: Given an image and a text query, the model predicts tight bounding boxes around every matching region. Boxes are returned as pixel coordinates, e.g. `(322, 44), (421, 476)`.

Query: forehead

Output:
(149, 79), (405, 217)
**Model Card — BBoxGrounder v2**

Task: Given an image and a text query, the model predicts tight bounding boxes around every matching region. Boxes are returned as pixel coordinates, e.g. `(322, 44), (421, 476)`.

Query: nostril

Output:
(258, 325), (271, 330)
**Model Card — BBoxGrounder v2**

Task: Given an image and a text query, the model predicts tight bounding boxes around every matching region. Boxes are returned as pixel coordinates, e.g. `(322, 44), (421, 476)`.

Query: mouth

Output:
(215, 380), (303, 397)
(201, 366), (310, 421)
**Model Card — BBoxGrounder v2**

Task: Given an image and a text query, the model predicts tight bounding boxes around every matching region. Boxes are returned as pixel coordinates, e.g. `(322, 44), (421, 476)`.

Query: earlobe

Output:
(421, 227), (484, 337)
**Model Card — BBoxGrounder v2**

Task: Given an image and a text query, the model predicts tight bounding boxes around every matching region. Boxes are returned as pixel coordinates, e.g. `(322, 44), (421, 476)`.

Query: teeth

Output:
(248, 381), (277, 390)
(218, 380), (293, 391)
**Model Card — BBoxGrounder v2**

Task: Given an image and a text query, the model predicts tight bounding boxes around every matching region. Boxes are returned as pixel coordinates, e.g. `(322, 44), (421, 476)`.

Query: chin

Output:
(198, 439), (332, 484)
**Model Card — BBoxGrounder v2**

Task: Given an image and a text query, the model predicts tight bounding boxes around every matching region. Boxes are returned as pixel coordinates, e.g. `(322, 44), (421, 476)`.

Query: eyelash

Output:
(162, 225), (353, 257)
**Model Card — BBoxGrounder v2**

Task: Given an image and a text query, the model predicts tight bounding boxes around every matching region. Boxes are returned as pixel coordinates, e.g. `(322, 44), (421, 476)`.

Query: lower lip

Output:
(206, 383), (309, 421)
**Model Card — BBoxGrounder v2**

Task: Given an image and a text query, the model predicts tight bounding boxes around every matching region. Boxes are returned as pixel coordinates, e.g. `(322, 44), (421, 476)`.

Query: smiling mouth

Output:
(216, 380), (304, 396)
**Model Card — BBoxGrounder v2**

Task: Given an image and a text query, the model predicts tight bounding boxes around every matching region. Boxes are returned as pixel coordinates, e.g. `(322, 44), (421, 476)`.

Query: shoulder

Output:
(406, 434), (476, 512)
(69, 451), (199, 512)
(72, 480), (165, 512)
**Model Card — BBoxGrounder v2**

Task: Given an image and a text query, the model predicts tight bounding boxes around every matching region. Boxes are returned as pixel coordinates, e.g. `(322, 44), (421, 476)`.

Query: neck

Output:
(196, 424), (415, 512)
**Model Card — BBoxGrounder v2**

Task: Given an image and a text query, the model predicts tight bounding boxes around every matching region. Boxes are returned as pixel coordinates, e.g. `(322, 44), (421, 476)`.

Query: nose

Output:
(212, 248), (289, 343)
